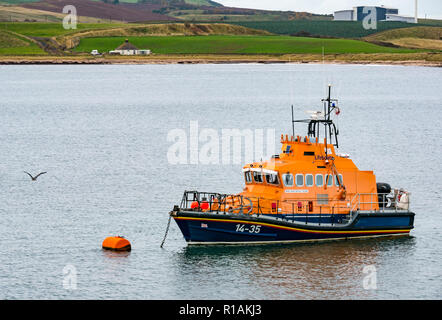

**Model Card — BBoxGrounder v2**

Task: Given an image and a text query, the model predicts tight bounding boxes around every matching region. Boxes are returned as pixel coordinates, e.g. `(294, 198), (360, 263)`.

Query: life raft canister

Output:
(102, 236), (131, 252)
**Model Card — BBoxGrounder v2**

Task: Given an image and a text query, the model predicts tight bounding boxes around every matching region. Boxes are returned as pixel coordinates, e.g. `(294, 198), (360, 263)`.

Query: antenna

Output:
(291, 105), (295, 137)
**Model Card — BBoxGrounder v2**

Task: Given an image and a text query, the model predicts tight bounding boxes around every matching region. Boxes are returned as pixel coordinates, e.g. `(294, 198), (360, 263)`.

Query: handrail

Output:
(179, 190), (410, 216)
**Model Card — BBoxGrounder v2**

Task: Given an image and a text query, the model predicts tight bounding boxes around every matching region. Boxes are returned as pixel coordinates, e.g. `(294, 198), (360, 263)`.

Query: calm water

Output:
(0, 64), (441, 299)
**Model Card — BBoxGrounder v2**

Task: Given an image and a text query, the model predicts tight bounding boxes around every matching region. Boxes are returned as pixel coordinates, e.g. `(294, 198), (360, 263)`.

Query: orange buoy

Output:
(102, 236), (131, 252)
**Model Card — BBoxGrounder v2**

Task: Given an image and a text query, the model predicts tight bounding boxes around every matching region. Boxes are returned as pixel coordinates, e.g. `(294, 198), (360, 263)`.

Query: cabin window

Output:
(335, 174), (343, 187)
(295, 174), (304, 187)
(282, 173), (294, 187)
(326, 174), (333, 187)
(305, 174), (314, 187)
(316, 174), (323, 187)
(245, 171), (252, 184)
(253, 171), (263, 183)
(266, 173), (280, 185)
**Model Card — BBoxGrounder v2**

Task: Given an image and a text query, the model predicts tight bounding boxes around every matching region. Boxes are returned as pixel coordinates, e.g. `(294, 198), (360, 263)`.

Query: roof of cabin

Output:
(116, 39), (138, 50)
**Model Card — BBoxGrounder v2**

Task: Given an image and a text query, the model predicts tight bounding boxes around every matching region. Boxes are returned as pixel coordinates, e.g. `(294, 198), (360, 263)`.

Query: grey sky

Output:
(216, 0), (442, 19)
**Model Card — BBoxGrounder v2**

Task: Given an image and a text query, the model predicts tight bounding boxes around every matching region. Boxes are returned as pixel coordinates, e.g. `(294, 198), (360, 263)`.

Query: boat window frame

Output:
(295, 174), (304, 187)
(244, 171), (252, 184)
(253, 171), (263, 183)
(282, 173), (294, 187)
(326, 174), (334, 187)
(315, 174), (324, 187)
(305, 174), (314, 187)
(265, 173), (280, 186)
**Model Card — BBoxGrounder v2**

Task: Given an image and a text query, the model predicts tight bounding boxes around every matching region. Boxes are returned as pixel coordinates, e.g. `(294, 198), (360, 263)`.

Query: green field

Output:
(74, 35), (419, 54)
(0, 22), (128, 37)
(230, 21), (438, 38)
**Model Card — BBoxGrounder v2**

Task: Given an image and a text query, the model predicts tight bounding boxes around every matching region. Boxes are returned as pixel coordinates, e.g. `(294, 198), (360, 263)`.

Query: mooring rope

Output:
(160, 215), (172, 248)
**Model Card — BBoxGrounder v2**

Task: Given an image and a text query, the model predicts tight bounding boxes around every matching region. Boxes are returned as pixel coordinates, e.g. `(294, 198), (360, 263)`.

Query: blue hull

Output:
(172, 210), (414, 245)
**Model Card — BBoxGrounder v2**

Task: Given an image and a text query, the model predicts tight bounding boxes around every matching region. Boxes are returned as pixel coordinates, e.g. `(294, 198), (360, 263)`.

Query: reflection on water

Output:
(101, 250), (132, 260)
(173, 236), (417, 299)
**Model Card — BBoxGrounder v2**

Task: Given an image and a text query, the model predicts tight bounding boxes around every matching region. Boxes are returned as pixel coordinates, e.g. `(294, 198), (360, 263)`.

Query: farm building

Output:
(333, 10), (354, 21)
(333, 6), (416, 23)
(384, 14), (416, 23)
(109, 39), (151, 55)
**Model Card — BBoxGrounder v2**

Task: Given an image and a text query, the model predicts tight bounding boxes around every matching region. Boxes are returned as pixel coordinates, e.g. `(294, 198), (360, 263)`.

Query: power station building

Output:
(333, 6), (416, 23)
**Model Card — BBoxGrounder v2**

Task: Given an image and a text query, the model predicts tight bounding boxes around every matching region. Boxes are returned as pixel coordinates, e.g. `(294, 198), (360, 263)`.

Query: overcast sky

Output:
(216, 0), (442, 19)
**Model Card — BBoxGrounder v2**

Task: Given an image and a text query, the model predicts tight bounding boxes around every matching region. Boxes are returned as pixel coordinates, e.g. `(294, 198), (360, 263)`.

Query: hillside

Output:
(20, 0), (177, 22)
(231, 21), (442, 39)
(0, 5), (115, 22)
(5, 0), (331, 23)
(0, 29), (46, 54)
(56, 22), (271, 49)
(365, 26), (442, 51)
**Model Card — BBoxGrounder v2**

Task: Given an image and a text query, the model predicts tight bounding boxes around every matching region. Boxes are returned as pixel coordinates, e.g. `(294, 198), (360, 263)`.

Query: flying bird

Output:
(24, 171), (47, 181)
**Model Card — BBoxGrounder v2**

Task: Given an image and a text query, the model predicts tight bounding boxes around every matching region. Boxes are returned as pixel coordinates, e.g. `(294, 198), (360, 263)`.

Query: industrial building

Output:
(333, 5), (417, 23)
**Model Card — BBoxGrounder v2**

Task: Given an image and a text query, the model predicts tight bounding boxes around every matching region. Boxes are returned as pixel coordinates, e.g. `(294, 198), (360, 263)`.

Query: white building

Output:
(384, 14), (416, 23)
(109, 39), (151, 56)
(333, 6), (417, 23)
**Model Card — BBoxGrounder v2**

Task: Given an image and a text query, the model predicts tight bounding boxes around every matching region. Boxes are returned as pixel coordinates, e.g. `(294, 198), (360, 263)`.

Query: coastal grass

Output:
(74, 35), (421, 55)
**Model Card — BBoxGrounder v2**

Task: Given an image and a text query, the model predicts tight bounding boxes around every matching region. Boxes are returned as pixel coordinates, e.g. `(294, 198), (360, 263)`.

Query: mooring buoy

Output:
(102, 236), (131, 252)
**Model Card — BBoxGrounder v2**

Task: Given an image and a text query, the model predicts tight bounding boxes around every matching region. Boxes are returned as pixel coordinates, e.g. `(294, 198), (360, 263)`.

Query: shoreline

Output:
(0, 53), (441, 67)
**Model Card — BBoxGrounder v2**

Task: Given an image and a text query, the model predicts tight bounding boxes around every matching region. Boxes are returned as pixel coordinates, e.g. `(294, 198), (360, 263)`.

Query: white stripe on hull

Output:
(186, 232), (410, 246)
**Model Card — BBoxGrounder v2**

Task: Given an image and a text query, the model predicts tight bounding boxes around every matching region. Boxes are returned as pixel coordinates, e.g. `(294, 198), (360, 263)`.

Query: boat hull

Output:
(171, 210), (414, 245)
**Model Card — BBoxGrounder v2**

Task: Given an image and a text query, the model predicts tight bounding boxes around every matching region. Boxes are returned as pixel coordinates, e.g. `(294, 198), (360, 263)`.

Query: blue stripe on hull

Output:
(173, 214), (412, 244)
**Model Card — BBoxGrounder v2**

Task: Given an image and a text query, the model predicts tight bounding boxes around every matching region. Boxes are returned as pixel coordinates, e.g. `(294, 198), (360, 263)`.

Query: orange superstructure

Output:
(239, 134), (378, 216)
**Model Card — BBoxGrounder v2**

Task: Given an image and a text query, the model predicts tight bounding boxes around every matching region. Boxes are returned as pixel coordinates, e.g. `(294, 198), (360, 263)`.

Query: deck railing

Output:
(180, 190), (410, 219)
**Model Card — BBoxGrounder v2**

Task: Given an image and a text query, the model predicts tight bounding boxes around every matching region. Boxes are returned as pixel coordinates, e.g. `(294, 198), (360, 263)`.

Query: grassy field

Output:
(0, 30), (45, 55)
(0, 22), (128, 37)
(230, 21), (439, 38)
(365, 26), (442, 51)
(74, 35), (420, 54)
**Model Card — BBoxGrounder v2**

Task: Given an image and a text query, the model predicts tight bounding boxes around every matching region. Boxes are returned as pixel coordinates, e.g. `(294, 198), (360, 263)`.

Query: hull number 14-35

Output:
(236, 224), (261, 233)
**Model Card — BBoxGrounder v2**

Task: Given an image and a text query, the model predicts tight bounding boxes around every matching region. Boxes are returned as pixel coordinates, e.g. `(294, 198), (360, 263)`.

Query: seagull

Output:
(24, 171), (47, 181)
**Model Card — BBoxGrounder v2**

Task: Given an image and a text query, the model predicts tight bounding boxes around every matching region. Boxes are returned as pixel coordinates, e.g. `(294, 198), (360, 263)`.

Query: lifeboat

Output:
(170, 86), (415, 245)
